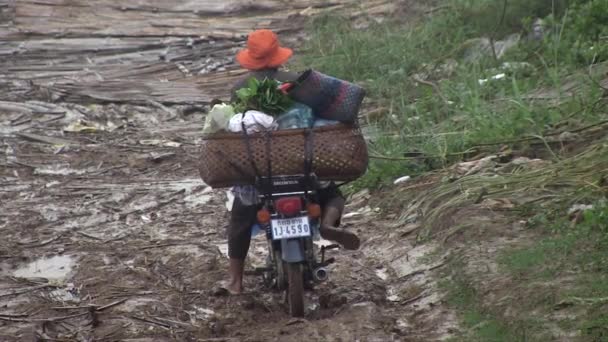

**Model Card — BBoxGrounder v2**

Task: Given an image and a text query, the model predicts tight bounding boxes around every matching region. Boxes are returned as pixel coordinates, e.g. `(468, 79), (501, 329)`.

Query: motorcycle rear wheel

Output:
(287, 263), (305, 317)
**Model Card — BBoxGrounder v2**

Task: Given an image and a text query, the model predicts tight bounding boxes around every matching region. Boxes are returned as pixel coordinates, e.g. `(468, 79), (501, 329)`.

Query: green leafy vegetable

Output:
(233, 77), (293, 116)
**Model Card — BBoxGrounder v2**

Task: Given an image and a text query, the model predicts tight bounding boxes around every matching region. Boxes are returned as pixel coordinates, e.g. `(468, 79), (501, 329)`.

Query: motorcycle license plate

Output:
(271, 216), (311, 240)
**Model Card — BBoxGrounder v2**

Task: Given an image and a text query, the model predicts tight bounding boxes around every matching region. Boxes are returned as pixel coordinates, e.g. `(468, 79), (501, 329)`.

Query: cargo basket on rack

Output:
(198, 123), (368, 188)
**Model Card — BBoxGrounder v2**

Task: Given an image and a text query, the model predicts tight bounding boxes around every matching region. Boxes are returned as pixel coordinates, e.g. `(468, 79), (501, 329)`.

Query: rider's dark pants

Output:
(227, 186), (344, 259)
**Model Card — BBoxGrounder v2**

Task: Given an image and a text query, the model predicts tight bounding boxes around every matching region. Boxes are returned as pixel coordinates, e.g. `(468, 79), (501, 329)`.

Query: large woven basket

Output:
(199, 124), (368, 188)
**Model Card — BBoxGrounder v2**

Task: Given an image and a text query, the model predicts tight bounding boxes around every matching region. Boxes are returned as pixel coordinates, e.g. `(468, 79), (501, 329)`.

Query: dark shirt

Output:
(230, 68), (299, 102)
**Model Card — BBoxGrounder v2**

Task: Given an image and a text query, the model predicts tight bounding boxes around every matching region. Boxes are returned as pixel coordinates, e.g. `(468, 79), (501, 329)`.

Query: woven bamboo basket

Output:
(199, 124), (368, 188)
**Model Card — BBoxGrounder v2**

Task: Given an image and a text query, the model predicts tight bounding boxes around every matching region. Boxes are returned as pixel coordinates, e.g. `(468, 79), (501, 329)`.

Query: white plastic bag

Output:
(228, 110), (276, 133)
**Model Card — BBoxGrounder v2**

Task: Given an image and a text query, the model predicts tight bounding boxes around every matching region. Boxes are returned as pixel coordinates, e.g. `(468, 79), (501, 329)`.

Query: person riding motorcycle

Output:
(224, 29), (361, 295)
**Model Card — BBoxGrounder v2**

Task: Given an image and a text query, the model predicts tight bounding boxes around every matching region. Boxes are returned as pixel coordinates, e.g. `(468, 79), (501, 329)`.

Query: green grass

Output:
(497, 201), (608, 340)
(441, 202), (608, 340)
(297, 0), (608, 191)
(441, 264), (549, 342)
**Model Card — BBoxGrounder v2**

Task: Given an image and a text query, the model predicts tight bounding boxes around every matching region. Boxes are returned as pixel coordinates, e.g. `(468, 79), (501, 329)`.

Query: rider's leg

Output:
(227, 198), (257, 294)
(318, 187), (361, 250)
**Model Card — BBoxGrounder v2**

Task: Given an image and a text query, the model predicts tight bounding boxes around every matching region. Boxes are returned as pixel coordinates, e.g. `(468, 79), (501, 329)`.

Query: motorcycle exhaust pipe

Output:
(313, 267), (329, 282)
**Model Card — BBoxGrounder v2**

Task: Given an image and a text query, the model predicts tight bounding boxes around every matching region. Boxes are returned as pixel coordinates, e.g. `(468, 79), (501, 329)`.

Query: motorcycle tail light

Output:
(275, 197), (302, 216)
(257, 209), (271, 224)
(307, 203), (321, 219)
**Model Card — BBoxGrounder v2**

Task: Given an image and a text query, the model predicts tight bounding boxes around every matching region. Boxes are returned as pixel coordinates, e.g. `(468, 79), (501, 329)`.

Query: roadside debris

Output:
(462, 34), (520, 62)
(138, 139), (182, 147)
(394, 175), (411, 184)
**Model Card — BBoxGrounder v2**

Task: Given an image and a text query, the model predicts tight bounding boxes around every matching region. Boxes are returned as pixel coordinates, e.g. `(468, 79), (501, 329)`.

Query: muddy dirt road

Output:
(1, 1), (454, 340)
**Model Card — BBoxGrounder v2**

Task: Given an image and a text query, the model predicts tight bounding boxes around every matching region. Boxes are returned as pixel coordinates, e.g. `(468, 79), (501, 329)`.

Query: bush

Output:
(561, 0), (608, 63)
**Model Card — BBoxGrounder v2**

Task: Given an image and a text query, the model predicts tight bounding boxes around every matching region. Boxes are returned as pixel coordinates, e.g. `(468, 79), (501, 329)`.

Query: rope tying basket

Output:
(199, 123), (368, 188)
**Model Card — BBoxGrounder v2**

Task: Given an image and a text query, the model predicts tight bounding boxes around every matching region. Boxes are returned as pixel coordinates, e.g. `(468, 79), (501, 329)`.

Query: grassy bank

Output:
(299, 0), (608, 340)
(438, 196), (608, 341)
(298, 0), (608, 190)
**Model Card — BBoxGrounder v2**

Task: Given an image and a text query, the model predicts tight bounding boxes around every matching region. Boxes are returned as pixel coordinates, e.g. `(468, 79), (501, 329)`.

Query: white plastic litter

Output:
(568, 204), (594, 215)
(478, 73), (506, 85)
(394, 176), (411, 184)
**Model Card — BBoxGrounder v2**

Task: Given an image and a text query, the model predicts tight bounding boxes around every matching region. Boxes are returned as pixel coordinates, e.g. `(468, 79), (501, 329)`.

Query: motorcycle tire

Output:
(276, 256), (287, 291)
(287, 263), (305, 317)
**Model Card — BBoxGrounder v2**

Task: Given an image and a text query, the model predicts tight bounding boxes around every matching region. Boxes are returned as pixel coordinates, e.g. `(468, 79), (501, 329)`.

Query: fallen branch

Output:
(369, 154), (426, 161)
(103, 233), (131, 244)
(76, 231), (103, 241)
(424, 4), (451, 14)
(587, 62), (608, 92)
(151, 316), (194, 329)
(146, 100), (178, 121)
(50, 298), (127, 312)
(472, 119), (608, 148)
(138, 242), (202, 250)
(401, 293), (426, 306)
(411, 75), (451, 105)
(394, 269), (426, 282)
(0, 311), (88, 323)
(129, 315), (171, 329)
(97, 298), (128, 311)
(40, 112), (67, 124)
(370, 149), (477, 161)
(16, 132), (77, 145)
(286, 318), (309, 326)
(118, 189), (185, 219)
(50, 305), (96, 311)
(91, 164), (127, 176)
(0, 313), (29, 318)
(18, 234), (63, 248)
(0, 284), (55, 298)
(10, 113), (31, 126)
(7, 160), (37, 169)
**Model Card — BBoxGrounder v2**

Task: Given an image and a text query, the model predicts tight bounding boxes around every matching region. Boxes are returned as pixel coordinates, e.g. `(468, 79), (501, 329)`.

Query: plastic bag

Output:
(275, 103), (314, 130)
(203, 104), (235, 133)
(313, 118), (340, 127)
(231, 185), (260, 206)
(228, 110), (275, 133)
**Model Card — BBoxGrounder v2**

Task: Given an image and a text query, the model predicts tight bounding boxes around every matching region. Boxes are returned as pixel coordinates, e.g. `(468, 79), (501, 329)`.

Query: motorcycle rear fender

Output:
(281, 238), (305, 263)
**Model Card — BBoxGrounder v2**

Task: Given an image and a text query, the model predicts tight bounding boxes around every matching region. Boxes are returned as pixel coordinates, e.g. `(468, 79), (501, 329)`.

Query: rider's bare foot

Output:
(213, 280), (242, 296)
(222, 258), (245, 295)
(319, 225), (361, 250)
(226, 279), (243, 295)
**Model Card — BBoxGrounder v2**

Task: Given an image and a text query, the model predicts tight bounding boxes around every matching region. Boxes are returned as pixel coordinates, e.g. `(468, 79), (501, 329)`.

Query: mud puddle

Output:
(8, 255), (75, 282)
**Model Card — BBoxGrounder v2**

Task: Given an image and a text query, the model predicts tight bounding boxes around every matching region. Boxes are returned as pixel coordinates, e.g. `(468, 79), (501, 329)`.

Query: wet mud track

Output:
(1, 1), (454, 340)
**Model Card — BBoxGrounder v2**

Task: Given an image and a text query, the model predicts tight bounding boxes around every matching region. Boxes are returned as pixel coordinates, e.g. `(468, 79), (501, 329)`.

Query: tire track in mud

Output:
(0, 1), (457, 340)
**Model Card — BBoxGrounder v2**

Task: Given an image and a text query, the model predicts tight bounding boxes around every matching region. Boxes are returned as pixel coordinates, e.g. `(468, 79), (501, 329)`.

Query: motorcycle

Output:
(251, 174), (338, 317)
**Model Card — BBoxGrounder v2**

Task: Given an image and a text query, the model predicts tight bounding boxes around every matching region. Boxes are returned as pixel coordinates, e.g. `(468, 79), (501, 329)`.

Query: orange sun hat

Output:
(236, 29), (293, 70)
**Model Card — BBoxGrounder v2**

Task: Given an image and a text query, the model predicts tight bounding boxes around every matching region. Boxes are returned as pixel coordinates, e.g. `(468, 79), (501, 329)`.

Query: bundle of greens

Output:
(233, 77), (293, 116)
